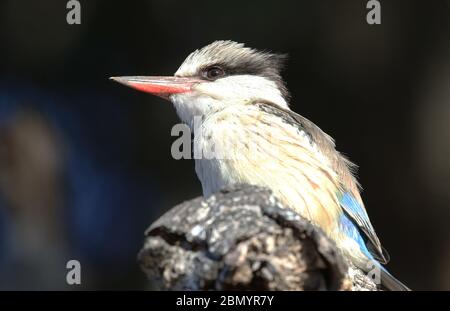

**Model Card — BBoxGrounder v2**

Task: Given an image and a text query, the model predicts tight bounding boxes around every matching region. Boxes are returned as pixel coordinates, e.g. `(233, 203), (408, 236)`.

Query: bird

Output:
(111, 40), (409, 291)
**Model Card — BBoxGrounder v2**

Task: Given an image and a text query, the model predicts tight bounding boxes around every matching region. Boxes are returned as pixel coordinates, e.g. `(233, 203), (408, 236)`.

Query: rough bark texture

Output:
(138, 185), (378, 291)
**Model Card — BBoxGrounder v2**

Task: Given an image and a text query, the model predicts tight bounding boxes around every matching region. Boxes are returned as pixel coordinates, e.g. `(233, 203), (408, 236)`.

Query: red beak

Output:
(110, 76), (203, 99)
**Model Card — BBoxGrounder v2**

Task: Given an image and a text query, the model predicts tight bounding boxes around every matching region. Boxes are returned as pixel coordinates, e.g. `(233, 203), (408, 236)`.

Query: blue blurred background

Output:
(0, 0), (449, 290)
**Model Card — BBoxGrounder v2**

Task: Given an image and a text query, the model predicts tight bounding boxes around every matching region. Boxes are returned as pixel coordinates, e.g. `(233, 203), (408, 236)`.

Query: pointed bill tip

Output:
(109, 76), (131, 86)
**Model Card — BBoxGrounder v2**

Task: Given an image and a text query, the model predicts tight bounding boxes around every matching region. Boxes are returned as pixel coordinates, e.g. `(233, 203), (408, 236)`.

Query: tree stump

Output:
(138, 185), (378, 291)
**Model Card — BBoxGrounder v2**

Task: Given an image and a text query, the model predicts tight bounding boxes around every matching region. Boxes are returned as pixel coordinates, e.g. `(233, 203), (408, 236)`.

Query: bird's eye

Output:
(203, 66), (225, 80)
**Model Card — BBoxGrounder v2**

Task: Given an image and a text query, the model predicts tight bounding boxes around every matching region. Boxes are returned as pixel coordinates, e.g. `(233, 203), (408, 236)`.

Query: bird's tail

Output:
(379, 265), (410, 291)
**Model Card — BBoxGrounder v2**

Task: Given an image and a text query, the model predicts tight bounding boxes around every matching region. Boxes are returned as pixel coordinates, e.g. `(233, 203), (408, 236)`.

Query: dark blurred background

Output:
(0, 0), (449, 290)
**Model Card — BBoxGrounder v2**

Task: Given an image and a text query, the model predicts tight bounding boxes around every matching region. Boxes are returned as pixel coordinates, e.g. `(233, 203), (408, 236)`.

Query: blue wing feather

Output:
(339, 192), (389, 263)
(339, 214), (373, 259)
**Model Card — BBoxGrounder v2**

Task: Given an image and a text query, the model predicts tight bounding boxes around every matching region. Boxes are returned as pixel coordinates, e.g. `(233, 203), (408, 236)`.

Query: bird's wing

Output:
(254, 101), (389, 263)
(339, 192), (389, 263)
(254, 101), (336, 151)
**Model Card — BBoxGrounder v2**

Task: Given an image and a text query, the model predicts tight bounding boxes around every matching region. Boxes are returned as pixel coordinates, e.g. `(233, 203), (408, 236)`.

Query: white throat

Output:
(170, 75), (289, 128)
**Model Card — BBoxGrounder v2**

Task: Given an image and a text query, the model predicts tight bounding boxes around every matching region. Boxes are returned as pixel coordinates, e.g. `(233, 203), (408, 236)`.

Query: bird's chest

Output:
(193, 117), (245, 196)
(192, 109), (342, 235)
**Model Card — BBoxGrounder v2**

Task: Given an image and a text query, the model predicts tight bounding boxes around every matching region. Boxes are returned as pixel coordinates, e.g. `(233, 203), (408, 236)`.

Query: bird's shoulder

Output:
(251, 100), (340, 160)
(245, 100), (358, 186)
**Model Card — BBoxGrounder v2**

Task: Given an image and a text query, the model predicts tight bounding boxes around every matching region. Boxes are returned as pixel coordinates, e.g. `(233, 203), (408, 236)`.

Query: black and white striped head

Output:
(111, 41), (290, 126)
(175, 41), (289, 99)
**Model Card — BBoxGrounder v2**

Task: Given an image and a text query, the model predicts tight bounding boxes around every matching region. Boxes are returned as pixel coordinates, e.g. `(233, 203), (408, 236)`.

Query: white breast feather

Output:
(194, 104), (343, 234)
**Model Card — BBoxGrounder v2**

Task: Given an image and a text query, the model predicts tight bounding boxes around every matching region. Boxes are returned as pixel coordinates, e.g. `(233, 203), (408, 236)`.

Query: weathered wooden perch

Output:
(138, 185), (378, 290)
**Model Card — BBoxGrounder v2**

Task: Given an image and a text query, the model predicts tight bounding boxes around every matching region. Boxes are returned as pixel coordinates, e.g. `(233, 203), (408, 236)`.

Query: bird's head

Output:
(111, 40), (289, 127)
